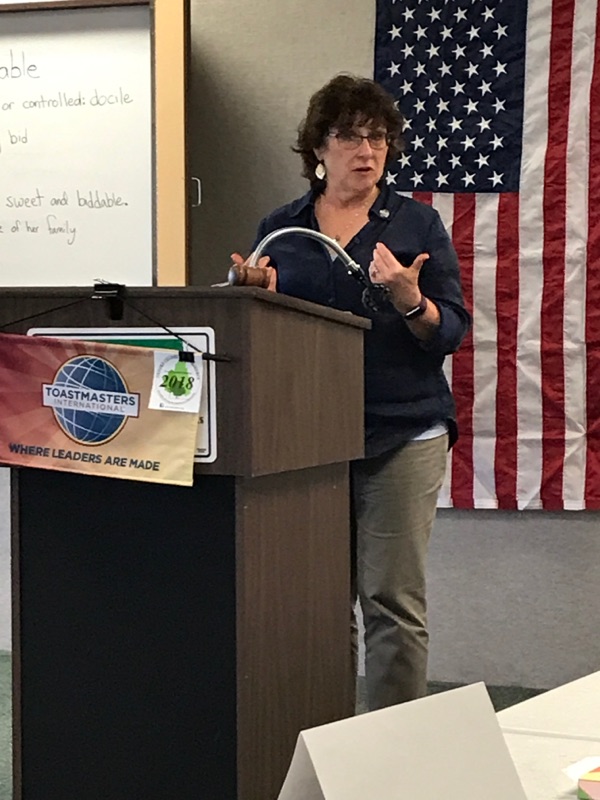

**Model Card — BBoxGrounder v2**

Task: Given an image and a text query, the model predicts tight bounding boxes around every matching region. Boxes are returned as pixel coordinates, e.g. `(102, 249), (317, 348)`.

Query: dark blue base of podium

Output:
(14, 468), (238, 800)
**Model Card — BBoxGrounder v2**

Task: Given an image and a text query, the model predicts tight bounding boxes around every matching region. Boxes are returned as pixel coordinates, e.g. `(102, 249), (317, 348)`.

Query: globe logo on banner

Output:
(42, 356), (140, 445)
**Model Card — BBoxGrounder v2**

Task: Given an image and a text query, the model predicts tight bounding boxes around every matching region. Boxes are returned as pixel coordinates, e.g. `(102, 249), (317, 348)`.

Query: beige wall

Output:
(187, 0), (375, 285)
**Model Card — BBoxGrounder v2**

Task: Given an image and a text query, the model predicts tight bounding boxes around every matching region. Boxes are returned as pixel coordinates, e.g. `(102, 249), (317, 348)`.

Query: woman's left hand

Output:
(369, 242), (429, 315)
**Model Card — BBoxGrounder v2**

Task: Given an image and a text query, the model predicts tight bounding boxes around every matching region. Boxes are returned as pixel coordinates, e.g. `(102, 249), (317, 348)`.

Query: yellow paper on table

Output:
(579, 767), (600, 800)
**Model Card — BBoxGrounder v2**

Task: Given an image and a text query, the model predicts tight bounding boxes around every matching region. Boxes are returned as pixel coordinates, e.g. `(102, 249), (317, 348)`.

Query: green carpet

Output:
(427, 680), (544, 710)
(356, 677), (544, 714)
(0, 652), (11, 800)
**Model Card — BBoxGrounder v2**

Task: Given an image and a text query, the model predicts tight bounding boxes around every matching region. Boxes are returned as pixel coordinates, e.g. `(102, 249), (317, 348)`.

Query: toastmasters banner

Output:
(0, 333), (199, 486)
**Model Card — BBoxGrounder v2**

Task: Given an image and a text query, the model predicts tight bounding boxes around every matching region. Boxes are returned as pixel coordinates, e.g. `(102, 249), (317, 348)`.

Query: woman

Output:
(232, 74), (471, 711)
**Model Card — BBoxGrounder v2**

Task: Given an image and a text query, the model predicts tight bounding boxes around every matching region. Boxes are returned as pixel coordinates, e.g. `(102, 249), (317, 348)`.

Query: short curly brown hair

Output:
(294, 73), (405, 189)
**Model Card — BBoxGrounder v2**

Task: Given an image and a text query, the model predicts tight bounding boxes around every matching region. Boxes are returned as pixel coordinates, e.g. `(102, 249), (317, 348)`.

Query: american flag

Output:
(375, 0), (600, 510)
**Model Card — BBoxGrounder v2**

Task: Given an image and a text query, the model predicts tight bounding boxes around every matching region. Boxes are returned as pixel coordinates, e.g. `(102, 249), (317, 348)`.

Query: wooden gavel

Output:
(227, 263), (271, 288)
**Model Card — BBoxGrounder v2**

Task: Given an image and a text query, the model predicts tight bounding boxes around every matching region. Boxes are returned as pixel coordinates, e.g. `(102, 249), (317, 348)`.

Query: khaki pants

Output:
(351, 434), (448, 711)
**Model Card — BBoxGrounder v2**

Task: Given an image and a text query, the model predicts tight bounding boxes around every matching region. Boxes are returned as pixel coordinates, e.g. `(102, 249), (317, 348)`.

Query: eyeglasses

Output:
(329, 131), (391, 150)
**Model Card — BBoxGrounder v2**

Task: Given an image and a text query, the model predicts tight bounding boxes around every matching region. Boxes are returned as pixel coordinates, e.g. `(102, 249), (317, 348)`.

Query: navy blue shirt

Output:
(252, 185), (471, 458)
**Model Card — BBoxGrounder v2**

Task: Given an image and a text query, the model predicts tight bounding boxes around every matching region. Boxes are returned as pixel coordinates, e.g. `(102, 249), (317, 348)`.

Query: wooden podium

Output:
(0, 287), (369, 800)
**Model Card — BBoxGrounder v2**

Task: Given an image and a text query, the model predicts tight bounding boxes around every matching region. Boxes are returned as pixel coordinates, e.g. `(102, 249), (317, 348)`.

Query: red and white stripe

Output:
(402, 0), (600, 509)
(585, 0), (600, 507)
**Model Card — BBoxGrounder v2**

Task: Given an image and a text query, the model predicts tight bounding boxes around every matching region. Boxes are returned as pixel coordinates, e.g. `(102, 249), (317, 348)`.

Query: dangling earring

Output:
(315, 161), (326, 181)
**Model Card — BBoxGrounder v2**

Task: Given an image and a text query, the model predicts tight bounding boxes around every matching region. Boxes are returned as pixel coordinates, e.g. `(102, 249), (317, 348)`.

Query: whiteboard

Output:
(0, 5), (153, 286)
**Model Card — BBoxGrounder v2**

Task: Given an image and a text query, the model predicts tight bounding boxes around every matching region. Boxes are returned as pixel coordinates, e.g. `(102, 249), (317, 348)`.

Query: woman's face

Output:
(315, 121), (389, 196)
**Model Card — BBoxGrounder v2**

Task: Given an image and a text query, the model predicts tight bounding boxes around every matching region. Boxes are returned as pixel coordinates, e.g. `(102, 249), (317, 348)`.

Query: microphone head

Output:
(362, 284), (390, 312)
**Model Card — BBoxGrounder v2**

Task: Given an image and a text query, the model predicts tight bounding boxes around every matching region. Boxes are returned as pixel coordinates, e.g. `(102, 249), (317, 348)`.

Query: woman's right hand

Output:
(230, 252), (278, 292)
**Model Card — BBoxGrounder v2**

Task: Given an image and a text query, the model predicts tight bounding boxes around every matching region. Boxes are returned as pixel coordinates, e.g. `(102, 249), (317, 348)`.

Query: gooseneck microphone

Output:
(249, 227), (362, 271)
(229, 226), (389, 311)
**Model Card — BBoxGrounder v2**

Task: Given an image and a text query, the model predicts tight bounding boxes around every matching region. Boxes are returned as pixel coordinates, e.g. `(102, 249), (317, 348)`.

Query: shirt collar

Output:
(286, 190), (316, 219)
(286, 182), (405, 220)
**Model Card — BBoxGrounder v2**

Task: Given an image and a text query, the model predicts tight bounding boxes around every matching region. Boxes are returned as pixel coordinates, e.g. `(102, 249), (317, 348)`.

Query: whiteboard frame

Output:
(0, 1), (146, 10)
(0, 0), (189, 286)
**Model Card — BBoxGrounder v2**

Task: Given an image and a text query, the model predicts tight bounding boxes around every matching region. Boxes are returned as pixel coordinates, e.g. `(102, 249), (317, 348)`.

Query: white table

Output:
(504, 732), (600, 800)
(498, 671), (600, 799)
(498, 671), (600, 741)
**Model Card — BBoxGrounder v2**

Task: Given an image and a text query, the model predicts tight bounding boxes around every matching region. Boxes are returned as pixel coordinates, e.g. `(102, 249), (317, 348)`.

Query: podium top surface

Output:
(0, 285), (371, 332)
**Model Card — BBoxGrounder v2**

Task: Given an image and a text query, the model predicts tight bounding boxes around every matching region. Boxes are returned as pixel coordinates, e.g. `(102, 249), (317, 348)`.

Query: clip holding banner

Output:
(178, 351), (195, 363)
(92, 281), (125, 320)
